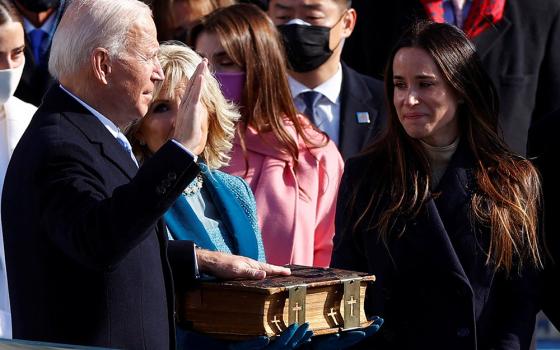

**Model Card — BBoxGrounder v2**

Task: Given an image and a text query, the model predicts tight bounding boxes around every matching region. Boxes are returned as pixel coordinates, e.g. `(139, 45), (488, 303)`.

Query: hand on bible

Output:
(172, 59), (208, 153)
(305, 316), (384, 350)
(176, 323), (312, 350)
(196, 249), (291, 280)
(229, 323), (313, 350)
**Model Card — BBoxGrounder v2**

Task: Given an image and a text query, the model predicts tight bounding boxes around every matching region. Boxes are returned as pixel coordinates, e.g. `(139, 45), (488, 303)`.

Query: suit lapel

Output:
(44, 86), (137, 179)
(339, 64), (380, 159)
(203, 168), (260, 260)
(472, 9), (512, 59)
(432, 144), (473, 230)
(432, 144), (495, 289)
(409, 142), (476, 286)
(419, 200), (472, 286)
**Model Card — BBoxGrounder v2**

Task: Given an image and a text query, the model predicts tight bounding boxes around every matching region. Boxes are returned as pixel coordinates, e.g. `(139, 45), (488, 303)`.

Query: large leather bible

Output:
(177, 265), (375, 339)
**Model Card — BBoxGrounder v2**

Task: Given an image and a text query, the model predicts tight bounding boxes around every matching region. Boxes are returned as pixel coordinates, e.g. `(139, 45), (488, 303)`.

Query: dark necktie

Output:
(300, 90), (322, 127)
(29, 29), (48, 66)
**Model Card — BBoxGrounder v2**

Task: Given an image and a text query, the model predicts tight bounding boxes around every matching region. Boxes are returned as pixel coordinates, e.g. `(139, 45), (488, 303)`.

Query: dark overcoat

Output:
(528, 109), (560, 330)
(332, 143), (540, 349)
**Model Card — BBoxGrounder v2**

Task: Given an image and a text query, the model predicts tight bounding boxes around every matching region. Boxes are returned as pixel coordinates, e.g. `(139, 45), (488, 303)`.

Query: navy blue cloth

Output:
(29, 29), (48, 67)
(331, 141), (540, 350)
(528, 111), (560, 330)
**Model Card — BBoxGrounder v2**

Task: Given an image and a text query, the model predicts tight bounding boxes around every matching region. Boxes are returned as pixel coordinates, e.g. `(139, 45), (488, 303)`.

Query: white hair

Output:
(49, 0), (152, 80)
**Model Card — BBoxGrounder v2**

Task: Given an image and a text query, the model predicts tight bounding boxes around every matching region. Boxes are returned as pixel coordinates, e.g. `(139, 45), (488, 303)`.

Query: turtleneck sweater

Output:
(420, 137), (460, 189)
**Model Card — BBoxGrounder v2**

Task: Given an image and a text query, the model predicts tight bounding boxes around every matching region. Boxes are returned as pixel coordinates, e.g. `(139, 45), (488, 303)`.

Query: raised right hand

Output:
(172, 59), (208, 152)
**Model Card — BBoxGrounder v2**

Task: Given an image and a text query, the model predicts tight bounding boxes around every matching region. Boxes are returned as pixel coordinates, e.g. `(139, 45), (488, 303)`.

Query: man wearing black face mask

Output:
(11, 0), (67, 106)
(268, 0), (386, 160)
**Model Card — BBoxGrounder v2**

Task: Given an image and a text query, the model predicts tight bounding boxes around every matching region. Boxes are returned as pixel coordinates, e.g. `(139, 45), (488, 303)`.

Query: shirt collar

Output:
(288, 64), (343, 104)
(442, 0), (472, 5)
(22, 7), (60, 34)
(59, 84), (120, 139)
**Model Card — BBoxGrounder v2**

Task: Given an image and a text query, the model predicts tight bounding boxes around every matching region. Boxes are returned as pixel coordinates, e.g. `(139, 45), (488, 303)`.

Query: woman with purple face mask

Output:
(191, 4), (344, 268)
(0, 0), (37, 339)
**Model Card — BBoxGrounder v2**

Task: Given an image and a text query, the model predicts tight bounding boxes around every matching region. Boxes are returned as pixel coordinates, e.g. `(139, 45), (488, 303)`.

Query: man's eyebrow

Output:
(273, 3), (291, 10)
(302, 3), (322, 10)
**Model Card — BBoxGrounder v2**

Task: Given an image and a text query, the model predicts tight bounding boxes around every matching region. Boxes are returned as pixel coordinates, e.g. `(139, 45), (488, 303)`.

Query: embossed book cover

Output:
(177, 265), (376, 339)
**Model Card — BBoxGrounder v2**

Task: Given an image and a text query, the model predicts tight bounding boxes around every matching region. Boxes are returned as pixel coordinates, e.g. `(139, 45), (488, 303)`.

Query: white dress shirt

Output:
(288, 64), (343, 145)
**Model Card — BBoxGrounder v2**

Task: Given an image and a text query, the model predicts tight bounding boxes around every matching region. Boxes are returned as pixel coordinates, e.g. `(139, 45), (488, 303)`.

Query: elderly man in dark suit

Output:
(342, 0), (560, 156)
(1, 0), (289, 348)
(267, 0), (387, 161)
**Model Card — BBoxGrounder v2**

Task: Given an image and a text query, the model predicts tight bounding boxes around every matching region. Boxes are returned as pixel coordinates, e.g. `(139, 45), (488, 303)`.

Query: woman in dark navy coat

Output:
(331, 21), (543, 350)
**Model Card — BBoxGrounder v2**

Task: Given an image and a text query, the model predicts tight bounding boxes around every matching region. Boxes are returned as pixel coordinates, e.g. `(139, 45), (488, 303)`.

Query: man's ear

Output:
(91, 48), (112, 85)
(341, 8), (357, 38)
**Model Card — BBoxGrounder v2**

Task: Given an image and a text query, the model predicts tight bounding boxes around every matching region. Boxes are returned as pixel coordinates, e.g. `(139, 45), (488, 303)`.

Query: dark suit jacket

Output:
(14, 1), (68, 106)
(331, 144), (540, 349)
(2, 85), (199, 349)
(338, 63), (387, 160)
(342, 0), (560, 156)
(528, 110), (560, 330)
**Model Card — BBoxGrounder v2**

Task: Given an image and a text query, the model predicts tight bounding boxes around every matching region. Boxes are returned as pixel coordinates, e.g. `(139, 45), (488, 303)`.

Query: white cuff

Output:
(171, 139), (198, 162)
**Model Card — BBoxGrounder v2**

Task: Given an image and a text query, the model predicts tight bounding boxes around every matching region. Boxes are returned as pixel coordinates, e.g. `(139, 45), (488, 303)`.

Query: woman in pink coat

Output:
(192, 4), (343, 267)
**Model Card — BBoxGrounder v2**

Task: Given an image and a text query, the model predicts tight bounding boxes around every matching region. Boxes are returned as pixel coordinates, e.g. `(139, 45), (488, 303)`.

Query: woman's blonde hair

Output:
(129, 42), (239, 169)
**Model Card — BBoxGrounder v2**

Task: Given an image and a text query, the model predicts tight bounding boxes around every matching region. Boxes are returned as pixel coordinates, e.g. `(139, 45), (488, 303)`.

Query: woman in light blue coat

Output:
(127, 42), (310, 350)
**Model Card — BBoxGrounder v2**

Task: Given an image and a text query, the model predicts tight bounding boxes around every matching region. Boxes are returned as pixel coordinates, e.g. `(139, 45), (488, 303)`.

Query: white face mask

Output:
(0, 62), (25, 105)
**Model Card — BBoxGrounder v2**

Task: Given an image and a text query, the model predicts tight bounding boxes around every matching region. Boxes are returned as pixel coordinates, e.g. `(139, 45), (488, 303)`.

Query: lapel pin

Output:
(355, 112), (370, 124)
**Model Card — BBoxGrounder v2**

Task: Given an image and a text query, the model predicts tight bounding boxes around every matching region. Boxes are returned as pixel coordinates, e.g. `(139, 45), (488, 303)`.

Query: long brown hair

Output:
(191, 3), (324, 172)
(351, 21), (542, 274)
(0, 0), (23, 25)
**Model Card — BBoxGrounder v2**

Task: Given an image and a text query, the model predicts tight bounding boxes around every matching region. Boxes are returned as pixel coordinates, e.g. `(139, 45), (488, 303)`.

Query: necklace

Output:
(183, 174), (204, 197)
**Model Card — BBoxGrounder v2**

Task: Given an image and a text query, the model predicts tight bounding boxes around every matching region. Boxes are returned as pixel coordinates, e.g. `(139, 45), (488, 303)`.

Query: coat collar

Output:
(164, 165), (260, 260)
(409, 140), (478, 287)
(41, 85), (137, 179)
(432, 139), (475, 225)
(203, 166), (259, 259)
(472, 5), (512, 59)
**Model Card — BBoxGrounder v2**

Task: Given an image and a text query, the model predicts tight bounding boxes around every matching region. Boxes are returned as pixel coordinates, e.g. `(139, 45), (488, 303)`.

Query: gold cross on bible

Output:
(327, 307), (339, 326)
(271, 315), (283, 332)
(292, 303), (302, 324)
(346, 296), (357, 317)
